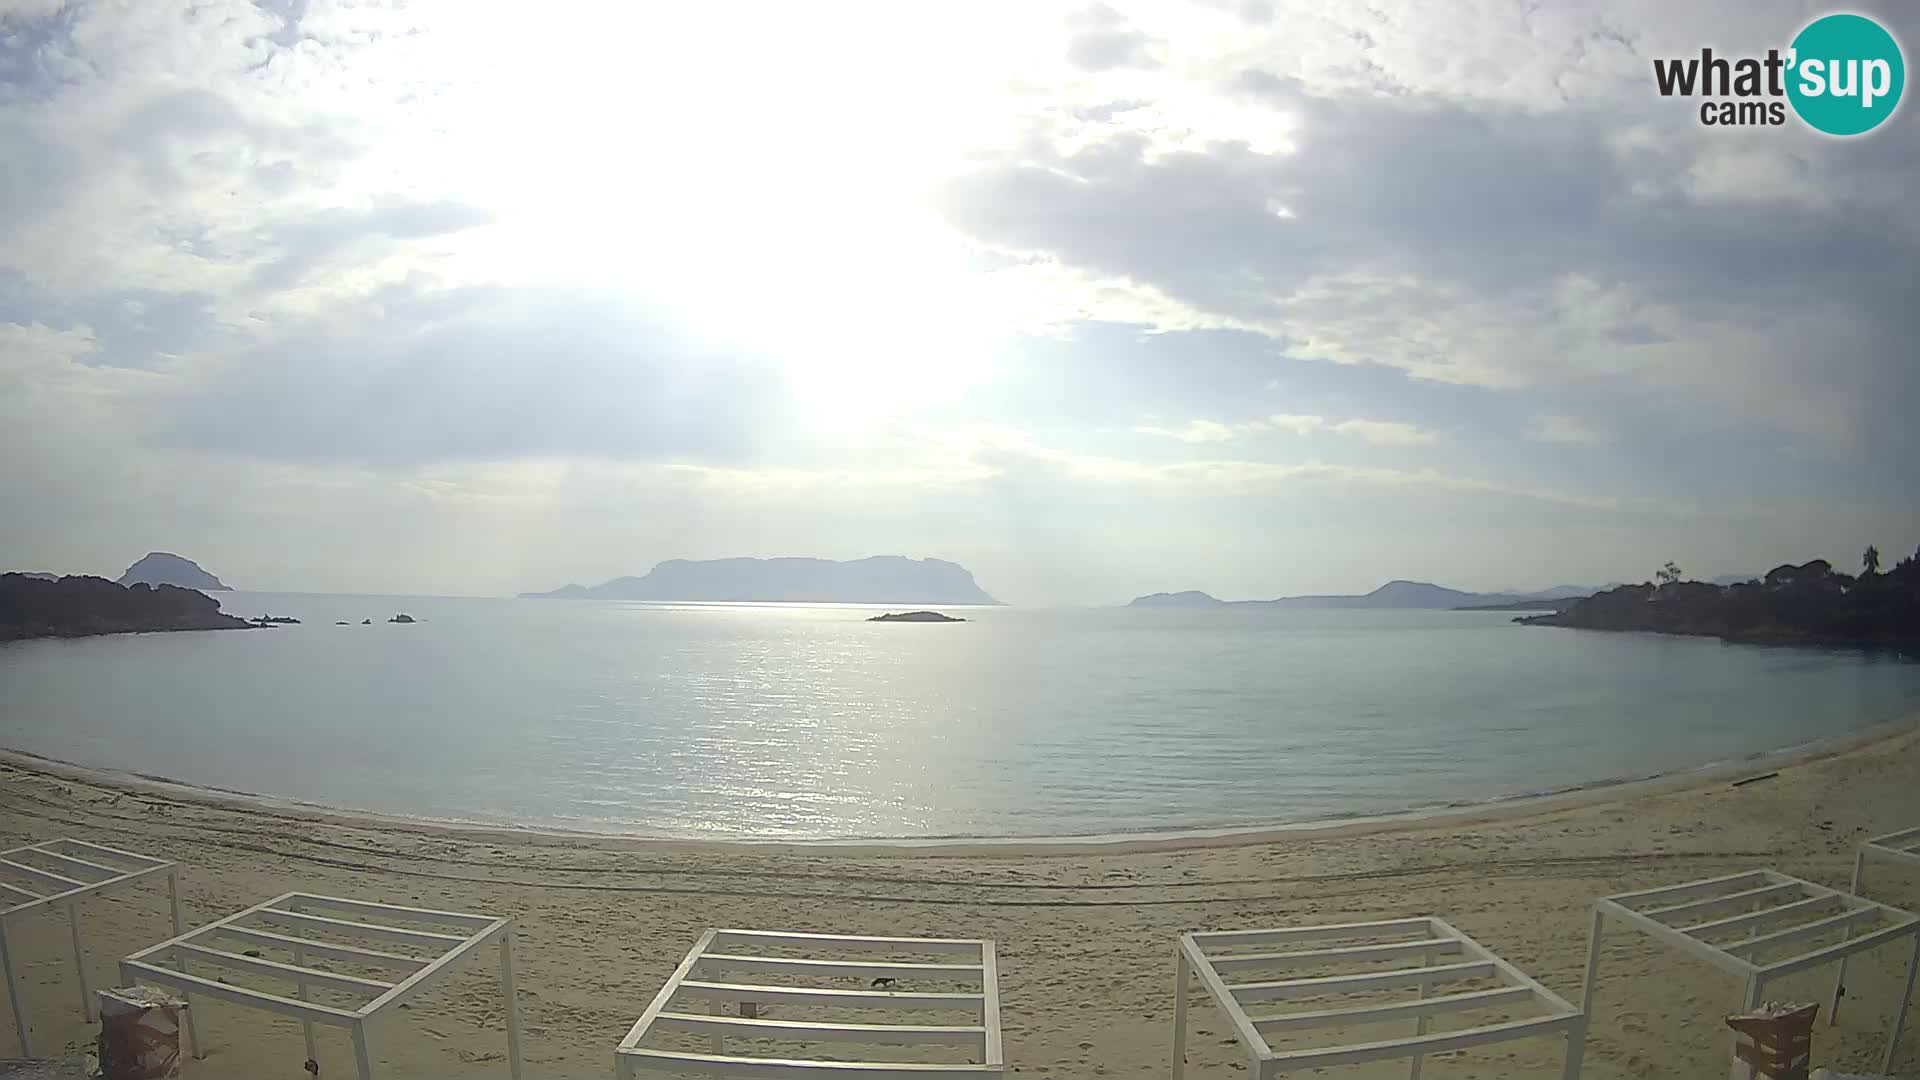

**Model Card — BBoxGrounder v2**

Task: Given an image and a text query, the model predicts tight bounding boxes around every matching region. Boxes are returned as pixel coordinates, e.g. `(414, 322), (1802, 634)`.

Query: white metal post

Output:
(501, 927), (524, 1080)
(292, 942), (319, 1063)
(1884, 933), (1920, 1074)
(67, 901), (92, 1020)
(1832, 847), (1868, 1026)
(1561, 1013), (1587, 1080)
(1580, 907), (1604, 1021)
(352, 1018), (375, 1080)
(1728, 974), (1762, 1080)
(1171, 944), (1188, 1080)
(170, 947), (200, 1059)
(167, 868), (202, 1057)
(1409, 946), (1431, 1080)
(1, 916), (29, 1057)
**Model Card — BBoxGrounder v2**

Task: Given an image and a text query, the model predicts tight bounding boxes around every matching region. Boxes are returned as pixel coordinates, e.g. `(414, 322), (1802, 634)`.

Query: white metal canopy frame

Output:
(119, 891), (523, 1080)
(1172, 916), (1586, 1080)
(1831, 826), (1920, 1027)
(1581, 868), (1920, 1080)
(0, 837), (184, 1057)
(615, 928), (1005, 1078)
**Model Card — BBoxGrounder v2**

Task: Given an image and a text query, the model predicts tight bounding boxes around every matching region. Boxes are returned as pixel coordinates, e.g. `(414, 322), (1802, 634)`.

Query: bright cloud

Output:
(1137, 414), (1437, 445)
(1, 0), (1915, 604)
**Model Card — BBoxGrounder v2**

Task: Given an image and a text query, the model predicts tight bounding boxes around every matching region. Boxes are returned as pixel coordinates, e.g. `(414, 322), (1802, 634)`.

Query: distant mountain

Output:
(1128, 590), (1226, 608)
(1, 574), (248, 641)
(1128, 580), (1539, 609)
(1499, 584), (1601, 601)
(1455, 597), (1577, 612)
(521, 557), (1002, 605)
(1711, 573), (1760, 586)
(10, 571), (58, 581)
(1125, 577), (1626, 609)
(1292, 581), (1487, 608)
(117, 552), (230, 591)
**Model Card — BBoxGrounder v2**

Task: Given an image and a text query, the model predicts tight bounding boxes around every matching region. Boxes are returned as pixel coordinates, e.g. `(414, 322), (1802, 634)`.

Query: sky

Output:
(2, 0), (1917, 605)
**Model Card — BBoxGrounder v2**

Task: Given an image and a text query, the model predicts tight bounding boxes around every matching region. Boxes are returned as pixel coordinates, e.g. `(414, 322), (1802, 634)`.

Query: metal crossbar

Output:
(120, 891), (523, 1080)
(0, 838), (182, 1057)
(616, 929), (1004, 1078)
(1830, 828), (1920, 1040)
(1174, 916), (1584, 1079)
(1583, 867), (1920, 1080)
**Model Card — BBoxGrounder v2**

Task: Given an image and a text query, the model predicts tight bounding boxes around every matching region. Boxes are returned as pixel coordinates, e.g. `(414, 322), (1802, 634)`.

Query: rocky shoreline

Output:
(0, 573), (248, 642)
(1518, 553), (1920, 651)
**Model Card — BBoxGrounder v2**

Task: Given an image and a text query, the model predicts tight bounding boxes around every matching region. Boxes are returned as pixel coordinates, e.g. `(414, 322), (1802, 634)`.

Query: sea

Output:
(2, 592), (1917, 841)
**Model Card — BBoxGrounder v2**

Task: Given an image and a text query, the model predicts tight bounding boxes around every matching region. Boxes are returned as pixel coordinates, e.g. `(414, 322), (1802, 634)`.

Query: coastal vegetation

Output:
(1519, 546), (1920, 647)
(0, 573), (248, 641)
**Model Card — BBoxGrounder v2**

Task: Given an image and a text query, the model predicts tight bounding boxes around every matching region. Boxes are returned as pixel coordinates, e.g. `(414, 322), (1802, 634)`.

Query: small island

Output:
(389, 613), (417, 624)
(117, 551), (231, 591)
(1, 574), (249, 641)
(1518, 550), (1920, 648)
(520, 556), (1003, 605)
(867, 611), (966, 623)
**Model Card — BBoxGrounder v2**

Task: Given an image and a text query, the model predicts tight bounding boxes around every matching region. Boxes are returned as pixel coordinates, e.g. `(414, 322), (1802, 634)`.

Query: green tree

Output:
(1655, 561), (1683, 586)
(1863, 545), (1881, 576)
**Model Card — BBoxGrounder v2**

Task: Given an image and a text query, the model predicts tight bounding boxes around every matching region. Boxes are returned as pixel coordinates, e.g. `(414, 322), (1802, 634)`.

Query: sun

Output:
(449, 3), (1044, 422)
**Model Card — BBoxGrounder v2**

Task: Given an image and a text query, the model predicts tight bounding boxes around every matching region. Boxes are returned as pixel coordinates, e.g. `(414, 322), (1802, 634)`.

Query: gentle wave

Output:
(2, 594), (1918, 840)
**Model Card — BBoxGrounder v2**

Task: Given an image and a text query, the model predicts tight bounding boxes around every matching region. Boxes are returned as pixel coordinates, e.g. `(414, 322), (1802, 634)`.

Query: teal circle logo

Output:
(1787, 13), (1904, 136)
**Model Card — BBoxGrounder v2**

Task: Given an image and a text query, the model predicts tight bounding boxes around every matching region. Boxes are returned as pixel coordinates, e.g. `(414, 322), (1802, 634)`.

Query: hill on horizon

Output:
(521, 556), (1002, 605)
(116, 552), (230, 591)
(1128, 580), (1578, 609)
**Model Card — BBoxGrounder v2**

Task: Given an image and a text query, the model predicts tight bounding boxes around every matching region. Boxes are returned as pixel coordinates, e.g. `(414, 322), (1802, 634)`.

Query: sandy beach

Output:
(4, 721), (1920, 1079)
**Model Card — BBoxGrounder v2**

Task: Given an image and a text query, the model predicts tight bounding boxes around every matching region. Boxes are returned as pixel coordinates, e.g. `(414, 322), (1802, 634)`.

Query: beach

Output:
(3, 722), (1920, 1079)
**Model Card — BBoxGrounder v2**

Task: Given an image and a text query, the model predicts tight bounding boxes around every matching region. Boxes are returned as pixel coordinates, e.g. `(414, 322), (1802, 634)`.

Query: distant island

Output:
(117, 552), (230, 591)
(1454, 598), (1579, 612)
(521, 556), (1002, 605)
(1, 574), (248, 641)
(1127, 580), (1595, 610)
(868, 611), (965, 623)
(1519, 551), (1920, 648)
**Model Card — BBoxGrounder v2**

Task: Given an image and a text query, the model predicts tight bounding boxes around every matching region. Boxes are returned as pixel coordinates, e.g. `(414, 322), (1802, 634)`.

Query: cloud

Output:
(1132, 418), (1258, 443)
(246, 200), (495, 292)
(1529, 414), (1609, 445)
(1, 0), (1915, 603)
(140, 284), (800, 468)
(1136, 413), (1437, 445)
(1324, 418), (1436, 446)
(0, 320), (95, 375)
(935, 47), (1920, 452)
(1066, 3), (1160, 71)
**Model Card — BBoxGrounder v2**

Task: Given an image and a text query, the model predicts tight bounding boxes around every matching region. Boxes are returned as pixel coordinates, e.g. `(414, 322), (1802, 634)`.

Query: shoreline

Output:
(6, 712), (1913, 856)
(6, 710), (1920, 1075)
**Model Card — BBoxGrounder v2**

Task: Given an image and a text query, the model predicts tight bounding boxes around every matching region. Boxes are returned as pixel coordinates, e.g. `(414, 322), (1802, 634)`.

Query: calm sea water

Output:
(2, 592), (1918, 840)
